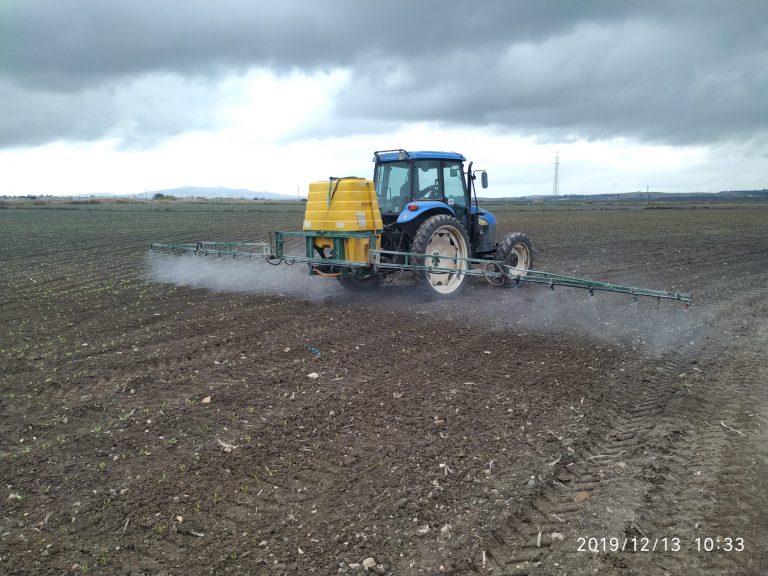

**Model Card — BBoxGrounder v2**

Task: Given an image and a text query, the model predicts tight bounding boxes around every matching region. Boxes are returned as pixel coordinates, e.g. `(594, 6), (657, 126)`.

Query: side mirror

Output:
(481, 172), (488, 189)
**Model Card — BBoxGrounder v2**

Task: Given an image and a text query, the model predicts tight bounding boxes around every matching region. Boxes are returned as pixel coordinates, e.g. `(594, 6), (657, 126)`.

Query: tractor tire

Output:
(410, 214), (471, 298)
(496, 233), (534, 281)
(338, 272), (381, 292)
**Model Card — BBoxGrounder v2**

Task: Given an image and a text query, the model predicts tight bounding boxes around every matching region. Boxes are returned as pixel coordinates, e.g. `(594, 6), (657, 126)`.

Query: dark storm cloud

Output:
(1, 0), (766, 148)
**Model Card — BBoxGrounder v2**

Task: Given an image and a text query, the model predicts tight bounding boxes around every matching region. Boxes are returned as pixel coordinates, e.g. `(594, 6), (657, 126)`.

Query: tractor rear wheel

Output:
(496, 233), (534, 280)
(411, 214), (471, 298)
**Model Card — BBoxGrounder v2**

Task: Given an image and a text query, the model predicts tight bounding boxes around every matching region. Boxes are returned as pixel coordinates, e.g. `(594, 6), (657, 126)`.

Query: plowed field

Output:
(1, 202), (766, 575)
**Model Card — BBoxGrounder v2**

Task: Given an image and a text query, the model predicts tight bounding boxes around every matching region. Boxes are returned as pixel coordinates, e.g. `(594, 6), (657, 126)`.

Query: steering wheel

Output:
(420, 184), (439, 199)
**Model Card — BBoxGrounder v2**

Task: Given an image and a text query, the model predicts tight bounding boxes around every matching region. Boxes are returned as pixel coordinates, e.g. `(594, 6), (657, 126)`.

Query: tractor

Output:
(337, 149), (533, 297)
(150, 149), (691, 306)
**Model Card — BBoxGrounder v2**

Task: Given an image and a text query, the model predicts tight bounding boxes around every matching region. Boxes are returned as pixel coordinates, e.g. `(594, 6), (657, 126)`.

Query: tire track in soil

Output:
(586, 320), (768, 576)
(480, 271), (768, 575)
(471, 347), (693, 574)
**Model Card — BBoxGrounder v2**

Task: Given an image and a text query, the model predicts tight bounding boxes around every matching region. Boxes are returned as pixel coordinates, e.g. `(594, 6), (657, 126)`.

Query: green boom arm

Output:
(150, 235), (691, 305)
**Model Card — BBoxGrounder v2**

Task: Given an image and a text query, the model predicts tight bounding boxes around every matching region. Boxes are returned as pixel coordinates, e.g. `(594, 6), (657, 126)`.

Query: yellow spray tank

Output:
(302, 177), (383, 274)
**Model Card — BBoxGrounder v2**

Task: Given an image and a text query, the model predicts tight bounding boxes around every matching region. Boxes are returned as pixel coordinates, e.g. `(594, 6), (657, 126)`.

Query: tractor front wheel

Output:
(411, 215), (471, 298)
(496, 233), (534, 279)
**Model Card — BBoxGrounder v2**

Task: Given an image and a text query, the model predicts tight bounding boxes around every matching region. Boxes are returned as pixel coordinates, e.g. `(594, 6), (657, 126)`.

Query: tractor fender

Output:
(471, 206), (497, 253)
(470, 205), (497, 225)
(396, 201), (455, 236)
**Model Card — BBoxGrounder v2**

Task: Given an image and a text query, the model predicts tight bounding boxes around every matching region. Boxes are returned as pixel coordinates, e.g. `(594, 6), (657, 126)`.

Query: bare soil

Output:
(1, 203), (766, 575)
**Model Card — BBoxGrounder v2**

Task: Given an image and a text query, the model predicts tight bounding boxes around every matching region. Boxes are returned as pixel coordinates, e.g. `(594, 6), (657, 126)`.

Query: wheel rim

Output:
(424, 225), (469, 294)
(508, 242), (531, 273)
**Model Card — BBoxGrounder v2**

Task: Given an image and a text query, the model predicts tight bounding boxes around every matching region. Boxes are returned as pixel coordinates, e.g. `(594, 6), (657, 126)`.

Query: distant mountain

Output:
(148, 186), (294, 200)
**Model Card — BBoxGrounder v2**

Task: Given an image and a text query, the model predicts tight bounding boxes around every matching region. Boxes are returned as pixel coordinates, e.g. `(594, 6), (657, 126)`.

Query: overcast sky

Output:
(1, 0), (766, 197)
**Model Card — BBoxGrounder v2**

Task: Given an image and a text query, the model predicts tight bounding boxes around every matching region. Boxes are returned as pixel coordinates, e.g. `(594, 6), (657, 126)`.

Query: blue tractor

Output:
(352, 149), (533, 297)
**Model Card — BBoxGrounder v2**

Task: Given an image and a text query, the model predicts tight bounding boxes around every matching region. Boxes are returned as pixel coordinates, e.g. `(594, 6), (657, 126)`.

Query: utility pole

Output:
(552, 151), (560, 197)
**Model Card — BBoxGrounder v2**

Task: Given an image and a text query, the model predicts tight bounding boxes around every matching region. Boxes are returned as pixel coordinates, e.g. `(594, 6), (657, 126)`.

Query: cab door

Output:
(441, 160), (471, 232)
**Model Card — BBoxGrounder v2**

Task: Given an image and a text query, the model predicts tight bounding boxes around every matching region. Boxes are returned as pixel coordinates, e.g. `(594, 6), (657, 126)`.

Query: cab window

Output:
(443, 161), (467, 207)
(375, 161), (410, 212)
(414, 160), (440, 200)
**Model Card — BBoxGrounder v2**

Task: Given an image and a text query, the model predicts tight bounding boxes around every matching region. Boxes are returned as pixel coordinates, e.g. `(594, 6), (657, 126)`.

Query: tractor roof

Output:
(374, 150), (466, 162)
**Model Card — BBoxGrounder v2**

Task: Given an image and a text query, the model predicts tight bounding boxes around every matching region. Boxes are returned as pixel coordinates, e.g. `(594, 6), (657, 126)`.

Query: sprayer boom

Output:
(150, 241), (270, 259)
(150, 237), (691, 305)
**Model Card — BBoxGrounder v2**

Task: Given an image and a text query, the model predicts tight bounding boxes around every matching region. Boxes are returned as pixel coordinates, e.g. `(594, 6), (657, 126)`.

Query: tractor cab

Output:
(372, 149), (496, 256)
(373, 150), (469, 214)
